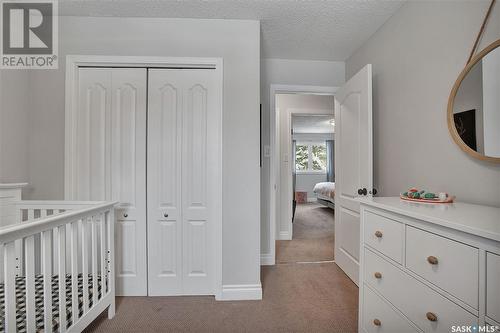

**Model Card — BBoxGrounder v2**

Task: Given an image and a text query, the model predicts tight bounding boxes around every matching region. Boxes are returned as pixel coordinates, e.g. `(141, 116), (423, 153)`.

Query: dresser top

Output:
(359, 197), (500, 242)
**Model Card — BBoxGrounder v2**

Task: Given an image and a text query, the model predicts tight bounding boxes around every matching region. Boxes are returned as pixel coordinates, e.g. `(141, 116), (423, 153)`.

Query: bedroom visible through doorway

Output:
(275, 94), (336, 264)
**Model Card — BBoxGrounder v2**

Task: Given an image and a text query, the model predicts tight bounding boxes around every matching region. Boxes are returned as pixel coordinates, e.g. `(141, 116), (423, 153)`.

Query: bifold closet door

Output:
(72, 68), (148, 296)
(147, 69), (219, 296)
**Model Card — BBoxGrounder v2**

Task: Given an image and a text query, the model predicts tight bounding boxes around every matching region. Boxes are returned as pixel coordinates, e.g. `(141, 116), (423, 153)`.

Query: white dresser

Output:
(359, 197), (500, 333)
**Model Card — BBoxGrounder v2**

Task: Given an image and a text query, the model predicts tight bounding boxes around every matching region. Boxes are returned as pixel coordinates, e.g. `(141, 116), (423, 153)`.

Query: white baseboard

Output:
(260, 253), (275, 265)
(219, 284), (262, 301)
(278, 230), (291, 240)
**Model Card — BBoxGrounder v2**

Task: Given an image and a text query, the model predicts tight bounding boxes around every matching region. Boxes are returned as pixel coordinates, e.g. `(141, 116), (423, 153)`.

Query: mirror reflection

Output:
(453, 46), (500, 158)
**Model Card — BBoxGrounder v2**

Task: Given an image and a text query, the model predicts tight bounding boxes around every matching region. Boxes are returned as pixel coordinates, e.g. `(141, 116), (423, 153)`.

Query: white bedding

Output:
(313, 182), (335, 200)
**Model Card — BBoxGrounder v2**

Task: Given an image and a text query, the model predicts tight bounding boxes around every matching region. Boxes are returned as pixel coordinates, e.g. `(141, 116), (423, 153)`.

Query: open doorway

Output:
(273, 92), (336, 264)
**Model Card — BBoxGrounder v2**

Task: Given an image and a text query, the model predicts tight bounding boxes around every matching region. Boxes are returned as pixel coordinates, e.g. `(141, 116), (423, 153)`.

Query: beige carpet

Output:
(85, 263), (358, 333)
(276, 202), (335, 263)
(86, 202), (358, 333)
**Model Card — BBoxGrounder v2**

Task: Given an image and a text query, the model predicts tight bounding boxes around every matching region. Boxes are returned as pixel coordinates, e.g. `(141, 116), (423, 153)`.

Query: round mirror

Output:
(448, 39), (500, 163)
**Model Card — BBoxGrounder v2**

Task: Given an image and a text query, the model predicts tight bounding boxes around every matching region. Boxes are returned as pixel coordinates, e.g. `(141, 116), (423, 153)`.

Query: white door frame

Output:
(65, 55), (224, 299)
(268, 84), (338, 265)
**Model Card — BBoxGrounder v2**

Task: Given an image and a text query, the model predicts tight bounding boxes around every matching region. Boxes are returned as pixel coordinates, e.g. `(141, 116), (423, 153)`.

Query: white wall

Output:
(0, 70), (30, 191)
(24, 17), (261, 290)
(346, 1), (500, 207)
(260, 59), (344, 258)
(482, 48), (500, 157)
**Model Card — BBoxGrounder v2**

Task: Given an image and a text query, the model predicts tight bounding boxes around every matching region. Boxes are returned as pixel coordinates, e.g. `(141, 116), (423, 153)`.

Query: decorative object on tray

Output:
(400, 188), (455, 203)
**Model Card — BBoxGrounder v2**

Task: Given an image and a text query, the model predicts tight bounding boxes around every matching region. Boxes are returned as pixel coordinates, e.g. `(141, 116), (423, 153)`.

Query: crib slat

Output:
(42, 230), (53, 333)
(4, 242), (17, 333)
(81, 218), (90, 312)
(99, 213), (107, 294)
(25, 235), (36, 333)
(57, 225), (67, 332)
(27, 208), (35, 221)
(70, 221), (79, 325)
(91, 216), (98, 305)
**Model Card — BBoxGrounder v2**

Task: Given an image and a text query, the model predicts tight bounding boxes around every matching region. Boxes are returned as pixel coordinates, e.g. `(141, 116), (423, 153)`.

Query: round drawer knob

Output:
(375, 230), (383, 238)
(427, 256), (438, 265)
(374, 272), (382, 279)
(164, 213), (169, 218)
(426, 312), (437, 322)
(373, 319), (382, 326)
(123, 213), (128, 218)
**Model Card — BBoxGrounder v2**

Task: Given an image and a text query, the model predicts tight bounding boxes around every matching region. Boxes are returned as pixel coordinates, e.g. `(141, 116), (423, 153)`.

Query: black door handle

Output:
(369, 188), (378, 196)
(357, 188), (367, 196)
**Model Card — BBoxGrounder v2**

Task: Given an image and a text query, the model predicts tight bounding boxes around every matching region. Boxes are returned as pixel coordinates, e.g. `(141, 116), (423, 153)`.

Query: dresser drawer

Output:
(406, 226), (479, 309)
(364, 211), (404, 263)
(363, 285), (419, 333)
(487, 252), (500, 322)
(364, 248), (478, 331)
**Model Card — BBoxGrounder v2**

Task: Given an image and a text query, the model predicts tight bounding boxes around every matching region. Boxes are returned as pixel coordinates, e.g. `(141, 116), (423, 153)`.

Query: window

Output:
(295, 142), (327, 173)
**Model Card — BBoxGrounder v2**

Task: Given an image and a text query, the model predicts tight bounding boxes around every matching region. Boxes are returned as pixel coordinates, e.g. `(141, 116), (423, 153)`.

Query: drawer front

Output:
(364, 211), (404, 263)
(406, 226), (479, 309)
(363, 285), (419, 333)
(364, 248), (478, 332)
(487, 252), (500, 322)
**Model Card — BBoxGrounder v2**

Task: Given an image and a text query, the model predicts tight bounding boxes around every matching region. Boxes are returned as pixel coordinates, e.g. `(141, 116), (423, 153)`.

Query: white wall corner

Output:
(260, 253), (275, 266)
(219, 284), (263, 301)
(278, 230), (291, 240)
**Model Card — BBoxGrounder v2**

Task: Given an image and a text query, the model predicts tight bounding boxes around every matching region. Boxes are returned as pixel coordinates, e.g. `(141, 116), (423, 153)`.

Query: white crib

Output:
(0, 184), (117, 332)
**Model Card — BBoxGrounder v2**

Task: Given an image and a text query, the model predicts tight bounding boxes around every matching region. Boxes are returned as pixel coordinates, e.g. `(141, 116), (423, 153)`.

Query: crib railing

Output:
(0, 200), (117, 333)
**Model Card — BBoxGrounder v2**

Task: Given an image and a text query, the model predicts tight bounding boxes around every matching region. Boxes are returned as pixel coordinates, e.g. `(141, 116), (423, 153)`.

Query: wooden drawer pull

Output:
(426, 312), (438, 322)
(374, 272), (382, 279)
(375, 230), (383, 238)
(427, 256), (438, 265)
(373, 319), (381, 326)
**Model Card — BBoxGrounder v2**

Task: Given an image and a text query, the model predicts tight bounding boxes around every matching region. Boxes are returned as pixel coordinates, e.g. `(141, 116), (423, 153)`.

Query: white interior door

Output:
(73, 68), (148, 296)
(334, 64), (373, 285)
(147, 69), (220, 296)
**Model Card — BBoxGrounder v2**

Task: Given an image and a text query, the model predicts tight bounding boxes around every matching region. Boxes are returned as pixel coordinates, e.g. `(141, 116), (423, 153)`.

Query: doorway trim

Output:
(65, 55), (223, 299)
(267, 84), (338, 266)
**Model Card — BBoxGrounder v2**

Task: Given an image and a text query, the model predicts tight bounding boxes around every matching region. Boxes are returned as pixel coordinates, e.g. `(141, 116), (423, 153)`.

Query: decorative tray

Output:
(400, 188), (455, 204)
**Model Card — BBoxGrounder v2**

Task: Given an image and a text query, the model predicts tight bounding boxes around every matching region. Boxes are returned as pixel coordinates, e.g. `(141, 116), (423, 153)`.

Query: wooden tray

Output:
(400, 195), (455, 204)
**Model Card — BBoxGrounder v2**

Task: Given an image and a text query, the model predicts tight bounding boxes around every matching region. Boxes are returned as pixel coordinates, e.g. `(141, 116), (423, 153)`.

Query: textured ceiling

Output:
(59, 0), (405, 61)
(293, 115), (335, 134)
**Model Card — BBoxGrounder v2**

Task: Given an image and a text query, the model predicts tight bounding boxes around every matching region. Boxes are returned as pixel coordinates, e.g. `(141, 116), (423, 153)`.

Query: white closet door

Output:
(147, 69), (219, 296)
(74, 68), (148, 296)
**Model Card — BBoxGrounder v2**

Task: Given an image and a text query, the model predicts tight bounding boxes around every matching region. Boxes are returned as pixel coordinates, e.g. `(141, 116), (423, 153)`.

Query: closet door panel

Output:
(182, 71), (218, 294)
(147, 70), (183, 295)
(76, 69), (111, 201)
(110, 69), (148, 296)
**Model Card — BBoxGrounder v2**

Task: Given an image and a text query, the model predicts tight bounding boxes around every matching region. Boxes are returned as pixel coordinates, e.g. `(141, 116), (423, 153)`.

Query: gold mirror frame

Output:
(447, 39), (500, 163)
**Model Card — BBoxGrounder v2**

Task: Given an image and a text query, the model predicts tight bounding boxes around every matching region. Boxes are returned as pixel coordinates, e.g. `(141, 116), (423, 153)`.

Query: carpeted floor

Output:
(86, 263), (358, 333)
(86, 202), (358, 333)
(276, 202), (335, 263)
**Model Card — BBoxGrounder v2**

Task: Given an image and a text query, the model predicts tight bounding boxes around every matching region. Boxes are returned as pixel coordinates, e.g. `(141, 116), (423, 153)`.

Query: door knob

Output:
(358, 188), (367, 196)
(164, 213), (169, 218)
(369, 188), (378, 195)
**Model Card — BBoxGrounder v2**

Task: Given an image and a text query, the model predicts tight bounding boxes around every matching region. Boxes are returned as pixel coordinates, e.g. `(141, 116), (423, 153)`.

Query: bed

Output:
(313, 182), (335, 209)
